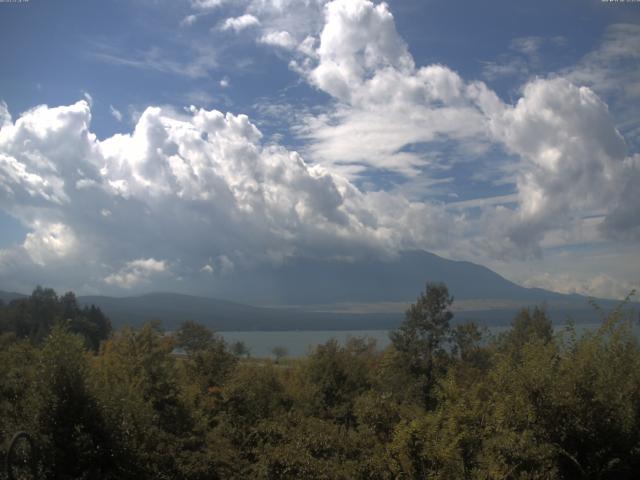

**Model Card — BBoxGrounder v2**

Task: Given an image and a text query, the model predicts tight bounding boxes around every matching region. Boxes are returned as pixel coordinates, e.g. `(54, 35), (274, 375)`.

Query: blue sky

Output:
(0, 0), (639, 299)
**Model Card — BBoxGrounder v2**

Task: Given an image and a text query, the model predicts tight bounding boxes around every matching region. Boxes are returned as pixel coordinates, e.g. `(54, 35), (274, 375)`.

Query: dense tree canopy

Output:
(0, 287), (111, 350)
(0, 284), (639, 479)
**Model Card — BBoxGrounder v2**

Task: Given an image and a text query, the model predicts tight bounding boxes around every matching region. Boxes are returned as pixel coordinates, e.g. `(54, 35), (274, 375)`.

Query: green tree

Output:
(175, 320), (214, 353)
(220, 364), (291, 430)
(231, 340), (250, 358)
(33, 324), (116, 479)
(450, 321), (492, 382)
(0, 336), (39, 464)
(497, 306), (553, 357)
(544, 307), (640, 479)
(90, 323), (198, 479)
(175, 321), (237, 391)
(301, 337), (376, 426)
(388, 282), (454, 407)
(0, 288), (110, 350)
(272, 345), (288, 364)
(60, 292), (112, 351)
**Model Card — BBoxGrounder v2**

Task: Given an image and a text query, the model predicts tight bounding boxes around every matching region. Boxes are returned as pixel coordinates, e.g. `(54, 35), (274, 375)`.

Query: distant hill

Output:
(75, 291), (628, 332)
(0, 290), (26, 304)
(205, 250), (583, 305)
(1, 250), (634, 331)
(0, 287), (628, 332)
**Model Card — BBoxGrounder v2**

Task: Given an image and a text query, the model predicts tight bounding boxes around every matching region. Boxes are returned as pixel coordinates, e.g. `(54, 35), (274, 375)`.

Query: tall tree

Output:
(33, 325), (115, 478)
(389, 282), (454, 407)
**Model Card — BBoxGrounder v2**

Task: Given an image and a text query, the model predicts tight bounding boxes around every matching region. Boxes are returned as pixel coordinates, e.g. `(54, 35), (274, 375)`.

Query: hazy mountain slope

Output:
(207, 250), (580, 305)
(0, 290), (27, 304)
(2, 249), (632, 331)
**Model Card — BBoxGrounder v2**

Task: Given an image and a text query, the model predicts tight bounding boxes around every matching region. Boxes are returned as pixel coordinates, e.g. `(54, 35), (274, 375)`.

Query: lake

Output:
(220, 330), (392, 358)
(219, 322), (637, 358)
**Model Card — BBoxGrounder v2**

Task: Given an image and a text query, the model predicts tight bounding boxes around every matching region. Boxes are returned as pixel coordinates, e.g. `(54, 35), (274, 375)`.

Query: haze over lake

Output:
(220, 322), (640, 358)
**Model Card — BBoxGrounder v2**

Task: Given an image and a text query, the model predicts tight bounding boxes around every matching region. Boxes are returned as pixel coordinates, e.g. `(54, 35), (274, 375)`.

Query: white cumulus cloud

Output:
(522, 272), (639, 301)
(105, 258), (168, 288)
(478, 77), (635, 252)
(222, 14), (260, 32)
(309, 0), (414, 101)
(0, 98), (459, 292)
(23, 222), (77, 266)
(259, 30), (296, 49)
(1, 0), (638, 295)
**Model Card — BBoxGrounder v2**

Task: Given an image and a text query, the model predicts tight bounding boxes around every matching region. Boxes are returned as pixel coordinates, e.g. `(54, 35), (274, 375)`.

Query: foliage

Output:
(1, 285), (639, 479)
(33, 325), (116, 479)
(388, 282), (454, 407)
(301, 337), (377, 425)
(175, 320), (238, 391)
(0, 287), (111, 350)
(271, 345), (288, 363)
(497, 305), (554, 356)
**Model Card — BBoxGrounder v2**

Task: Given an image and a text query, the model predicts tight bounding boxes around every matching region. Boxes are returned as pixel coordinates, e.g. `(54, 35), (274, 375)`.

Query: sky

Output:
(0, 0), (639, 300)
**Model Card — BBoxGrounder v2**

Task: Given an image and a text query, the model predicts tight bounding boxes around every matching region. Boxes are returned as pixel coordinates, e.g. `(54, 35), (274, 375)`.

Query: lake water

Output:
(219, 322), (637, 358)
(220, 330), (392, 358)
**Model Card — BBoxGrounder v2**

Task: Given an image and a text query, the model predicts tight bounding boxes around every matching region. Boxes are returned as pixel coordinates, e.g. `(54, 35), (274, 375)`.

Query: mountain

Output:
(0, 290), (26, 304)
(206, 250), (582, 305)
(1, 250), (633, 331)
(73, 250), (631, 330)
(0, 288), (402, 331)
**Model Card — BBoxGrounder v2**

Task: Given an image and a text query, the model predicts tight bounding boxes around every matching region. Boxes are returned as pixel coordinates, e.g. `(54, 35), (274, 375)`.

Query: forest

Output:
(1, 284), (639, 479)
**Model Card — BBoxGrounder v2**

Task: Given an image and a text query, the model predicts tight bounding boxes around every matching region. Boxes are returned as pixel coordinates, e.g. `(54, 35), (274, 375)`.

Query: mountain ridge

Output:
(203, 250), (587, 305)
(1, 250), (633, 331)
